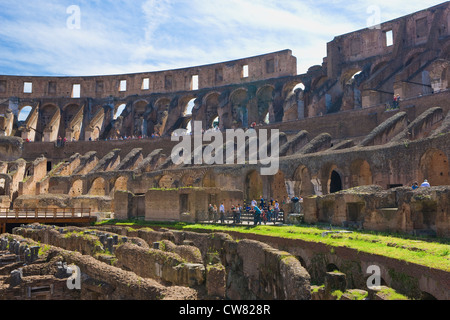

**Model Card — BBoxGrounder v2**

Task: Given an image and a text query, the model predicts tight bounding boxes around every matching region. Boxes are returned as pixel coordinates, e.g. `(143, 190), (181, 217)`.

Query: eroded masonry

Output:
(0, 2), (449, 300)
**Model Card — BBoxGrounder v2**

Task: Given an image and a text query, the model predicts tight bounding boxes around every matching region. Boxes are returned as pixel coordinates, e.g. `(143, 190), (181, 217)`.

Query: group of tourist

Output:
(208, 196), (283, 226)
(412, 179), (431, 190)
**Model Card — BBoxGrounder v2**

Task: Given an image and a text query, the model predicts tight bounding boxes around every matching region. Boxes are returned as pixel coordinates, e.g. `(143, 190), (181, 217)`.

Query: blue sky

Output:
(0, 0), (446, 77)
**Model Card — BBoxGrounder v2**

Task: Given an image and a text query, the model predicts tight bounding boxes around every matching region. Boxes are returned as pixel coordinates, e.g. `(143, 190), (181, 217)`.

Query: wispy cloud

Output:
(0, 0), (446, 76)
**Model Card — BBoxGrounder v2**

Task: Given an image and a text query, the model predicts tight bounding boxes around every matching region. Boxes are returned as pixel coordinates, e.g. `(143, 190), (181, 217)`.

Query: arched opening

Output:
(89, 177), (106, 196)
(149, 98), (171, 136)
(204, 92), (220, 130)
(419, 149), (450, 186)
(133, 100), (148, 137)
(330, 170), (343, 194)
(39, 104), (60, 142)
(18, 106), (32, 123)
(0, 178), (6, 196)
(420, 292), (437, 300)
(326, 264), (340, 272)
(114, 104), (126, 120)
(69, 180), (83, 197)
(245, 170), (263, 203)
(230, 88), (248, 128)
(184, 98), (196, 116)
(159, 175), (175, 189)
(256, 85), (274, 125)
(114, 176), (128, 192)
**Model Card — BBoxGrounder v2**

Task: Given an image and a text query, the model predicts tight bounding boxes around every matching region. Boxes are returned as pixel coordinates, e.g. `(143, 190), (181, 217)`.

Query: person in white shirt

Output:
(420, 179), (431, 187)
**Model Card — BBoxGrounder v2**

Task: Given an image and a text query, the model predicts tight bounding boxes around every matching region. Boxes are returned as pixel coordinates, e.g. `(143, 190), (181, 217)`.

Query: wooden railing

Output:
(0, 208), (92, 220)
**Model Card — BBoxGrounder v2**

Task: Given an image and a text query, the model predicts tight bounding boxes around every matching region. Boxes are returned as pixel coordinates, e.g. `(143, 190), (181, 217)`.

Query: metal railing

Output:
(0, 208), (92, 219)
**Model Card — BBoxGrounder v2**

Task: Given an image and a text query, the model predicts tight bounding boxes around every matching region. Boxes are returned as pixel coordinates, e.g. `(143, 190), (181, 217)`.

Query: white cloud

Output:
(0, 0), (447, 76)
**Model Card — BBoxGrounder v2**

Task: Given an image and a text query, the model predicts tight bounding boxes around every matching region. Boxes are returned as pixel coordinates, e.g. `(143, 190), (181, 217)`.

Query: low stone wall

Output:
(11, 224), (311, 300)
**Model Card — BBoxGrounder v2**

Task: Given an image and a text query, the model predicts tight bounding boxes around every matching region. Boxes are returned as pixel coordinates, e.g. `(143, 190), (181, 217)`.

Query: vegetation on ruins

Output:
(95, 220), (450, 272)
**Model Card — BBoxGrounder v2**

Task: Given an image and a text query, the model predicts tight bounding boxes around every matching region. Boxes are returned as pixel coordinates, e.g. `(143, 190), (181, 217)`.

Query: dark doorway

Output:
(330, 170), (343, 193)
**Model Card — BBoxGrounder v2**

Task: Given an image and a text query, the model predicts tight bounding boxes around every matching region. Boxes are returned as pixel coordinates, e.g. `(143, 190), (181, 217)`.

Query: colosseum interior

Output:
(0, 2), (449, 304)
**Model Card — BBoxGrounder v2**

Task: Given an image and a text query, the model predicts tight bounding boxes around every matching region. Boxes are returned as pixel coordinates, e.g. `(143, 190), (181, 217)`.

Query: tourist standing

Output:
(219, 203), (225, 224)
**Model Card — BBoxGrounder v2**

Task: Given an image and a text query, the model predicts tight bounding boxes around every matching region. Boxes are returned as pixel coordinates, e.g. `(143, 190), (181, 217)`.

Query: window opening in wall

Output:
(47, 161), (52, 172)
(119, 80), (127, 92)
(71, 84), (81, 98)
(142, 78), (150, 90)
(0, 80), (6, 93)
(191, 75), (199, 91)
(385, 30), (393, 47)
(242, 65), (249, 78)
(24, 82), (32, 94)
(184, 98), (195, 116)
(48, 81), (57, 95)
(266, 58), (275, 74)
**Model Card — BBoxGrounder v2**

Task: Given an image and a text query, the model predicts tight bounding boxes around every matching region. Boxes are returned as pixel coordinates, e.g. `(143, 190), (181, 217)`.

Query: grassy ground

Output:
(95, 219), (450, 272)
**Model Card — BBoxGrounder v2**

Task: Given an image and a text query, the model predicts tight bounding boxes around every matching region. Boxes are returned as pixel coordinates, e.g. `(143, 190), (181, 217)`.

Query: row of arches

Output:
(14, 77), (314, 142)
(152, 147), (448, 201)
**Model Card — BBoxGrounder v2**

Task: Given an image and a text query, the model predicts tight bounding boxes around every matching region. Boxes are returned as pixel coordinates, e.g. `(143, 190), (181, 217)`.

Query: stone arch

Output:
(255, 85), (274, 125)
(150, 97), (171, 136)
(350, 159), (373, 187)
(133, 100), (149, 136)
(329, 170), (343, 194)
(159, 175), (176, 189)
(0, 174), (11, 196)
(311, 75), (328, 91)
(419, 148), (450, 186)
(69, 179), (83, 197)
(113, 103), (127, 120)
(281, 81), (306, 122)
(293, 165), (315, 197)
(61, 103), (82, 139)
(181, 174), (195, 187)
(89, 177), (107, 196)
(326, 263), (340, 272)
(113, 176), (128, 192)
(202, 170), (216, 188)
(230, 88), (249, 128)
(202, 92), (221, 129)
(39, 104), (60, 142)
(17, 105), (33, 122)
(245, 170), (263, 203)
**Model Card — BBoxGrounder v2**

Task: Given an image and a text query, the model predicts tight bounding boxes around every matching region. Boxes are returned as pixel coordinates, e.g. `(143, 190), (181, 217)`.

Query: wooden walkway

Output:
(0, 208), (96, 233)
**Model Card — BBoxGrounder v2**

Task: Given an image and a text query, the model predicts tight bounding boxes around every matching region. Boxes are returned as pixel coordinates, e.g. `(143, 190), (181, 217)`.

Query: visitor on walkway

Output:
(219, 203), (225, 224)
(412, 182), (419, 190)
(252, 205), (262, 226)
(274, 200), (280, 221)
(213, 205), (218, 223)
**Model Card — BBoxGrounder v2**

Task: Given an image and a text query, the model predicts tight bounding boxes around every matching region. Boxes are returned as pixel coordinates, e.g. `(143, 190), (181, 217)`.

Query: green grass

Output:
(94, 220), (450, 272)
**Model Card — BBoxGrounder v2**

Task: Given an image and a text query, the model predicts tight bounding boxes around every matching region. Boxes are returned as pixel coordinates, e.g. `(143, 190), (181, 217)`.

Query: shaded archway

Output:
(89, 177), (107, 196)
(230, 88), (249, 128)
(69, 179), (83, 197)
(256, 85), (274, 124)
(114, 176), (128, 192)
(159, 175), (176, 189)
(330, 170), (343, 193)
(419, 149), (450, 186)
